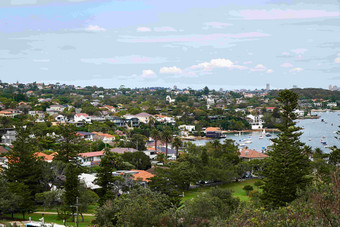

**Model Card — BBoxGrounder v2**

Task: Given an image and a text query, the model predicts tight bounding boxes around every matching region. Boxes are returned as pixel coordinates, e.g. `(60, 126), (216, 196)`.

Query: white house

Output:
(293, 109), (305, 117)
(46, 105), (66, 112)
(143, 149), (157, 160)
(327, 102), (337, 108)
(135, 112), (154, 124)
(74, 113), (91, 123)
(178, 125), (196, 132)
(79, 151), (104, 166)
(166, 95), (175, 104)
(246, 114), (264, 130)
(155, 114), (175, 124)
(55, 115), (67, 122)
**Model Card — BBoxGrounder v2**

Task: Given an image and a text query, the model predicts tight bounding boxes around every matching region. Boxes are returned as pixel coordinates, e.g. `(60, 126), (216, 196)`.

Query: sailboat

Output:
(259, 129), (264, 139)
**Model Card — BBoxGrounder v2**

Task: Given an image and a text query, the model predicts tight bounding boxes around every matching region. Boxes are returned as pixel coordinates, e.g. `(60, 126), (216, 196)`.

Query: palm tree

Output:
(172, 136), (182, 159)
(161, 127), (173, 158)
(150, 129), (161, 151)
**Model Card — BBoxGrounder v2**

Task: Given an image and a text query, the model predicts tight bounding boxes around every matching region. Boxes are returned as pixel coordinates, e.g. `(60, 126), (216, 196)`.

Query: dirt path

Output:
(34, 212), (95, 217)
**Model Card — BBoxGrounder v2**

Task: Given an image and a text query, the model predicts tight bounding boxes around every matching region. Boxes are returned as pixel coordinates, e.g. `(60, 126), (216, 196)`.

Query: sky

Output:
(0, 0), (340, 90)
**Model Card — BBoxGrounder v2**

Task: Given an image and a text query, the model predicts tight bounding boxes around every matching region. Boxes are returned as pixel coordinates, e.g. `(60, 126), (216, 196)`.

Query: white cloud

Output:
(192, 59), (234, 71)
(203, 22), (232, 29)
(290, 67), (303, 73)
(160, 66), (182, 74)
(233, 9), (340, 20)
(280, 62), (293, 68)
(266, 69), (274, 73)
(154, 26), (176, 32)
(85, 25), (106, 32)
(251, 64), (267, 72)
(137, 27), (151, 32)
(334, 57), (340, 63)
(141, 70), (156, 79)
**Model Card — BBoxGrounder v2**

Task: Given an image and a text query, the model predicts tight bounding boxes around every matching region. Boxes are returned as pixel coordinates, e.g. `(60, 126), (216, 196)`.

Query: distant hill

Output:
(269, 88), (340, 100)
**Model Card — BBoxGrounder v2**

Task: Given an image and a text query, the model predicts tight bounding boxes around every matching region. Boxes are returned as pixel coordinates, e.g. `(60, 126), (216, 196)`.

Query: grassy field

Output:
(35, 205), (97, 214)
(2, 212), (95, 227)
(182, 179), (259, 202)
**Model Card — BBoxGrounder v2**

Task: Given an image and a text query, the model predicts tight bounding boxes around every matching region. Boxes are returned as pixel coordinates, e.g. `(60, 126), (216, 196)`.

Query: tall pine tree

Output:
(54, 124), (82, 218)
(261, 90), (311, 208)
(5, 123), (45, 197)
(95, 149), (123, 206)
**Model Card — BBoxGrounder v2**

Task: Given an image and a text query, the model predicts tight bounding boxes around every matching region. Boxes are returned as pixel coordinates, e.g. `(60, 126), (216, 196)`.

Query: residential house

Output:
(239, 149), (268, 161)
(166, 95), (175, 104)
(155, 114), (175, 124)
(74, 113), (91, 123)
(29, 110), (45, 119)
(55, 115), (67, 123)
(179, 125), (196, 132)
(111, 117), (126, 127)
(265, 107), (276, 112)
(35, 152), (55, 163)
(135, 112), (154, 124)
(0, 146), (10, 155)
(327, 102), (337, 108)
(143, 149), (158, 160)
(110, 147), (138, 154)
(76, 131), (95, 141)
(79, 151), (104, 166)
(112, 170), (154, 184)
(246, 114), (264, 130)
(0, 109), (21, 117)
(1, 130), (16, 145)
(46, 105), (66, 113)
(293, 109), (305, 117)
(123, 115), (140, 127)
(92, 132), (115, 143)
(205, 127), (222, 138)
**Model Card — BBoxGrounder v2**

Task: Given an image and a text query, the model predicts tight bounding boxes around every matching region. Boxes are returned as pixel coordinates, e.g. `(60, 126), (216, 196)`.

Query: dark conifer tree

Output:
(261, 90), (311, 208)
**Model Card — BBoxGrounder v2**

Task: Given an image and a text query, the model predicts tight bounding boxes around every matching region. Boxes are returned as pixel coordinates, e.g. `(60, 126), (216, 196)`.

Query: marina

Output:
(192, 111), (339, 153)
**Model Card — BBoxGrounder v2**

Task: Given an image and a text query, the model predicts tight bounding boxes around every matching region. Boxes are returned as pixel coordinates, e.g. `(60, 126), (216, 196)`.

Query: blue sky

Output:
(1, 0), (339, 89)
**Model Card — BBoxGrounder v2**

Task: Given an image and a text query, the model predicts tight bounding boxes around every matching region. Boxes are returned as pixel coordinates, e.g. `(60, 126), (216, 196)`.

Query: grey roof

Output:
(135, 112), (153, 117)
(110, 147), (138, 154)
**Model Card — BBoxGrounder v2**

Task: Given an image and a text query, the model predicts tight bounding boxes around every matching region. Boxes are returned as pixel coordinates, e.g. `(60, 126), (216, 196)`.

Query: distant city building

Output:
(329, 84), (338, 91)
(293, 85), (298, 88)
(266, 83), (270, 91)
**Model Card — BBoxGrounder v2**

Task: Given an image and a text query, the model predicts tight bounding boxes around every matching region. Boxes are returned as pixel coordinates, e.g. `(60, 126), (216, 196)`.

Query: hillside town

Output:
(0, 81), (339, 226)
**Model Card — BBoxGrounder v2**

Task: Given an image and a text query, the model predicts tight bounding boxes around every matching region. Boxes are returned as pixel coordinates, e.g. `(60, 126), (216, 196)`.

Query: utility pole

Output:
(71, 197), (80, 227)
(76, 197), (79, 227)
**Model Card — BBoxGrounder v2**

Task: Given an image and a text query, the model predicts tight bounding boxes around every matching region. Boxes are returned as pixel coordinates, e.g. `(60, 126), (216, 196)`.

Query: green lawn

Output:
(35, 205), (97, 214)
(2, 212), (95, 227)
(182, 179), (259, 202)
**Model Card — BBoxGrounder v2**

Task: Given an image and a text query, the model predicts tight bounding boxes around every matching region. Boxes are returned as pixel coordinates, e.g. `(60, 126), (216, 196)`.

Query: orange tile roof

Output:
(130, 169), (154, 182)
(205, 127), (221, 132)
(239, 149), (268, 159)
(79, 151), (104, 158)
(35, 152), (55, 161)
(92, 132), (115, 138)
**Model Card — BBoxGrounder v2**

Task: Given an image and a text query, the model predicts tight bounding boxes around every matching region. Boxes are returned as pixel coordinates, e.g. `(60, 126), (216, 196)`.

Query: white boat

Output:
(245, 140), (252, 144)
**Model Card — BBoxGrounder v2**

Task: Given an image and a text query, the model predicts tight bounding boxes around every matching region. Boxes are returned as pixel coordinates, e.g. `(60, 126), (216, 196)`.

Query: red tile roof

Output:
(239, 149), (268, 159)
(130, 169), (154, 182)
(79, 151), (104, 158)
